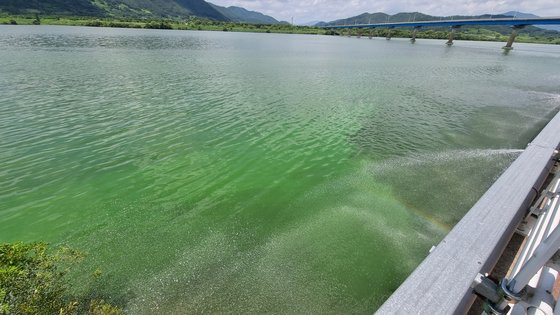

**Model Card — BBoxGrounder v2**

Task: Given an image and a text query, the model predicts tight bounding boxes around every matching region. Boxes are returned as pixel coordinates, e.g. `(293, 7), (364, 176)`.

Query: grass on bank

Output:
(0, 15), (559, 45)
(0, 242), (122, 315)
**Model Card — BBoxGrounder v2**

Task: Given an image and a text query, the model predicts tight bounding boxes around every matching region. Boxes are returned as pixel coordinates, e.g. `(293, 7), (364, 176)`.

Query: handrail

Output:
(502, 171), (560, 314)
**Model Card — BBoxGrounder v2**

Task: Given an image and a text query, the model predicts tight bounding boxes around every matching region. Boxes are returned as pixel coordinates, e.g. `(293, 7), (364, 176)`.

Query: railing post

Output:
(507, 223), (560, 295)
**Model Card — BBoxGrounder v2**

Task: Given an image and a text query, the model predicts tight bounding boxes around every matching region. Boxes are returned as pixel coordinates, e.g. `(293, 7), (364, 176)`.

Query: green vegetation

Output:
(32, 13), (40, 25)
(0, 242), (122, 315)
(144, 20), (172, 29)
(0, 14), (558, 45)
(0, 15), (321, 34)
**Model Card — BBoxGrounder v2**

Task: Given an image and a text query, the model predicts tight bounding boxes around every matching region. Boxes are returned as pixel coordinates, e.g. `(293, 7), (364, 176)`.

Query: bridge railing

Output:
(376, 110), (560, 314)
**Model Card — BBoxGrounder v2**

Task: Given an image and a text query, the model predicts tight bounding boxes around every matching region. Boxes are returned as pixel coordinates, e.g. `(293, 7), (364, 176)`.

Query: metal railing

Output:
(376, 111), (560, 314)
(499, 168), (560, 315)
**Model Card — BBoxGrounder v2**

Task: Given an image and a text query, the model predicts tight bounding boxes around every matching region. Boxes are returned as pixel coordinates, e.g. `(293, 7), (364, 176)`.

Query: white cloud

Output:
(209, 0), (560, 24)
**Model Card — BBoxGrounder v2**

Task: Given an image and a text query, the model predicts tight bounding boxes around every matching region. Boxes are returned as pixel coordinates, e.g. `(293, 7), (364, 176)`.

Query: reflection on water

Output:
(0, 25), (559, 312)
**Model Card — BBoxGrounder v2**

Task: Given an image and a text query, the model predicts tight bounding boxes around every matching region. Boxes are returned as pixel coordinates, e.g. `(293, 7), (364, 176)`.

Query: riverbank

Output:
(1, 15), (560, 45)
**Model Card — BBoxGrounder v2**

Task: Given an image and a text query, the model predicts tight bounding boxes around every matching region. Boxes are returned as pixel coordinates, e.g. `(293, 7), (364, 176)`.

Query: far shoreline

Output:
(1, 15), (559, 46)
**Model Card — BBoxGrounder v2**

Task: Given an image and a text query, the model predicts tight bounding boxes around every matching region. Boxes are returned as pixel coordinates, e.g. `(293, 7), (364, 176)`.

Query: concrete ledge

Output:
(376, 111), (560, 315)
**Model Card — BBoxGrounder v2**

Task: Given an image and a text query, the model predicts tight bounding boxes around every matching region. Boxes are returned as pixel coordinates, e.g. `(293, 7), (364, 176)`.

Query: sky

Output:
(208, 0), (560, 24)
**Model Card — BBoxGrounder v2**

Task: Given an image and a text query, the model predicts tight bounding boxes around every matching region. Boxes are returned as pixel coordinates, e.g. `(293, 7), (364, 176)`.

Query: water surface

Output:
(1, 25), (559, 313)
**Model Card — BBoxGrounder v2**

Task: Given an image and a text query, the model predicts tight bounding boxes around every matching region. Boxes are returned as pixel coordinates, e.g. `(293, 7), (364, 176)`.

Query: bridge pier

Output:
(411, 26), (420, 43)
(503, 25), (526, 50)
(446, 25), (461, 46)
(386, 27), (394, 40)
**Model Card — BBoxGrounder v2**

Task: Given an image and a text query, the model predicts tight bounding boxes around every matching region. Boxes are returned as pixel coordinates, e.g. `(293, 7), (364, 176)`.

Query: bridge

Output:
(323, 17), (560, 49)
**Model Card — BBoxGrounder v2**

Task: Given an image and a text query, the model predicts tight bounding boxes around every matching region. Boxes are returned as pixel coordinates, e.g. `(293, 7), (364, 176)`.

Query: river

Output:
(0, 25), (559, 313)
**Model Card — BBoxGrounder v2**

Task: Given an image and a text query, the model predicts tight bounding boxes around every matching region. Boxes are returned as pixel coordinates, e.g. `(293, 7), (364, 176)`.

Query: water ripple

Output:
(1, 26), (559, 313)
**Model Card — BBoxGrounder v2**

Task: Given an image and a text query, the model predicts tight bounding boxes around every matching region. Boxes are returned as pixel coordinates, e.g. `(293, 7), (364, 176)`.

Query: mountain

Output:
(501, 11), (560, 31)
(210, 4), (280, 24)
(0, 0), (104, 16)
(0, 0), (286, 24)
(321, 12), (433, 26)
(501, 11), (538, 18)
(0, 0), (228, 20)
(321, 12), (560, 37)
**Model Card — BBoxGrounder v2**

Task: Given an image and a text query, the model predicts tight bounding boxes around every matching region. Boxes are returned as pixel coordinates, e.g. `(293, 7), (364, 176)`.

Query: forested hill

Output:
(0, 0), (103, 16)
(0, 0), (228, 21)
(318, 12), (560, 37)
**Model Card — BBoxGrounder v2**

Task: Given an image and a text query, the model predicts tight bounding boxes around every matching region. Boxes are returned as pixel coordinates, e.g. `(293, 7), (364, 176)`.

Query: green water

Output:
(1, 25), (560, 313)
